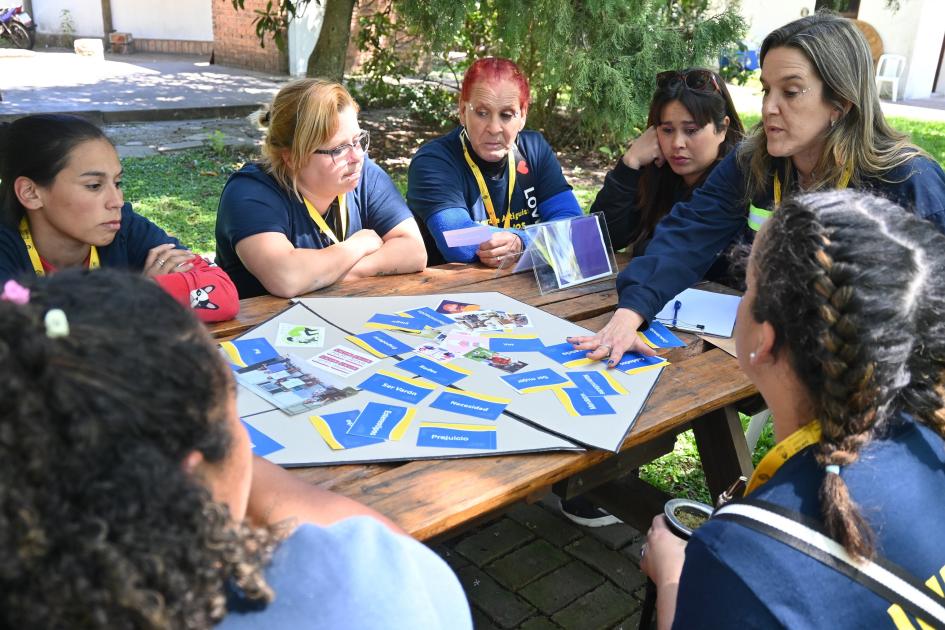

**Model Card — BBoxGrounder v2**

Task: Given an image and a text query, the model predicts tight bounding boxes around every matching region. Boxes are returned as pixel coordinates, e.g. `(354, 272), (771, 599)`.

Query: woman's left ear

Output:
(14, 177), (43, 211)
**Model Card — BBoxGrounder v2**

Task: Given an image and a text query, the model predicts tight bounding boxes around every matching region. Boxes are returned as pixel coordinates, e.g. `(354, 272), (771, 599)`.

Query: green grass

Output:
(639, 413), (776, 504)
(121, 148), (246, 254)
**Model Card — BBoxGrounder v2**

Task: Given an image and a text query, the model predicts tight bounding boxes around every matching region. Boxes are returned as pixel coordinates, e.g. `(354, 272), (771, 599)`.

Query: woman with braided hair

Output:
(639, 189), (945, 629)
(0, 270), (470, 629)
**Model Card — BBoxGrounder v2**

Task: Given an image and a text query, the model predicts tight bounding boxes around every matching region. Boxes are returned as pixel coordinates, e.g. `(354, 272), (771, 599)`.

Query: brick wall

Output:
(212, 0), (288, 74)
(135, 39), (214, 56)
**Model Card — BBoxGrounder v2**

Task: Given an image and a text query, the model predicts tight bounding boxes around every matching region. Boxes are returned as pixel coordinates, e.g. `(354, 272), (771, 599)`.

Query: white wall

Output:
(739, 0), (816, 48)
(859, 0), (945, 100)
(33, 0), (104, 36)
(288, 0), (325, 77)
(110, 0), (213, 41)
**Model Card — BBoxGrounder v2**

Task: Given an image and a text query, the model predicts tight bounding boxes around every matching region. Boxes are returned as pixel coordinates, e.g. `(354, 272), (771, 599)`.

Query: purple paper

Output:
(443, 225), (493, 247)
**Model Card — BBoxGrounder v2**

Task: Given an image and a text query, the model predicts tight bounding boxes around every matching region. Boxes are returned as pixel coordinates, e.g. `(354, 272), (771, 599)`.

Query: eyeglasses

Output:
(313, 130), (370, 164)
(656, 70), (721, 94)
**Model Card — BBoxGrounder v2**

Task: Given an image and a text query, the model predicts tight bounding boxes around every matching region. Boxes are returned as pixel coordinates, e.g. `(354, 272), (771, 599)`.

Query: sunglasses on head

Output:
(656, 70), (720, 94)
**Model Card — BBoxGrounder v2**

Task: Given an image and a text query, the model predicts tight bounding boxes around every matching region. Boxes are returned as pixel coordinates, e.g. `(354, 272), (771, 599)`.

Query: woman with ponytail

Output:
(640, 189), (945, 628)
(0, 114), (239, 322)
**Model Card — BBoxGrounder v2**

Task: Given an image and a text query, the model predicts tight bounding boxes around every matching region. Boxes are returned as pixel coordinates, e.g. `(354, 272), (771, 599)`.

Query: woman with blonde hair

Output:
(215, 79), (426, 298)
(571, 12), (945, 365)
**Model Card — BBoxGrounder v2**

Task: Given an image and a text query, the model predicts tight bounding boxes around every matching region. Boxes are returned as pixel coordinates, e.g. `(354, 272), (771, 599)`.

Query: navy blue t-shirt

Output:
(215, 159), (413, 298)
(0, 202), (180, 283)
(674, 418), (945, 629)
(407, 127), (573, 229)
(616, 152), (945, 322)
(407, 127), (581, 264)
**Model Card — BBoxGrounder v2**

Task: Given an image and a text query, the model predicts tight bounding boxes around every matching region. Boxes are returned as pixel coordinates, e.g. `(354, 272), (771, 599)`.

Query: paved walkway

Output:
(0, 48), (282, 122)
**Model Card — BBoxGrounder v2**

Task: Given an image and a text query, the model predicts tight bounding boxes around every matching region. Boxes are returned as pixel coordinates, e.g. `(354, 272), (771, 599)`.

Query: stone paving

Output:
(435, 495), (648, 630)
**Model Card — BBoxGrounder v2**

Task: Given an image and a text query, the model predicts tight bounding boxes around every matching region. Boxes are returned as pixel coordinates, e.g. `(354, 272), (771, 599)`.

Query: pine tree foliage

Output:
(397, 0), (746, 146)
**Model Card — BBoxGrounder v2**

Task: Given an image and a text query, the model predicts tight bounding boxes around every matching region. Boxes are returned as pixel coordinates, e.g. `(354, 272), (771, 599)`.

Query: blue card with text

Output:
(241, 420), (285, 456)
(540, 341), (596, 367)
(346, 402), (415, 441)
(614, 352), (668, 374)
(553, 387), (617, 416)
(488, 336), (545, 352)
(416, 422), (497, 450)
(395, 355), (470, 386)
(364, 313), (427, 332)
(501, 368), (570, 394)
(403, 306), (455, 327)
(221, 337), (280, 369)
(566, 370), (628, 397)
(309, 410), (385, 450)
(358, 370), (436, 404)
(638, 320), (686, 348)
(429, 388), (510, 420)
(347, 330), (413, 358)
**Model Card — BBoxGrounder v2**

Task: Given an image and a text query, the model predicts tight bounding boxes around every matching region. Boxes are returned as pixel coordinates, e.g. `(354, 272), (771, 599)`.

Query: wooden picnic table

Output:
(209, 255), (757, 538)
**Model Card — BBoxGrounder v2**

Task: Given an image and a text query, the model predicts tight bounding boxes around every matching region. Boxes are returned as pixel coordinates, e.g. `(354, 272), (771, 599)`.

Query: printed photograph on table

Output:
(235, 354), (360, 415)
(275, 323), (326, 348)
(435, 299), (482, 314)
(415, 343), (459, 363)
(450, 310), (532, 332)
(464, 347), (529, 373)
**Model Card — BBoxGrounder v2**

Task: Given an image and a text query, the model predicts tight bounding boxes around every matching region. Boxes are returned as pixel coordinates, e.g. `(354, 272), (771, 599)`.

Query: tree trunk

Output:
(306, 0), (357, 81)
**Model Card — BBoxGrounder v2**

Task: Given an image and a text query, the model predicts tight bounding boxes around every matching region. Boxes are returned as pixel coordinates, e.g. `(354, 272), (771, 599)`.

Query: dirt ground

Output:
(105, 107), (612, 191)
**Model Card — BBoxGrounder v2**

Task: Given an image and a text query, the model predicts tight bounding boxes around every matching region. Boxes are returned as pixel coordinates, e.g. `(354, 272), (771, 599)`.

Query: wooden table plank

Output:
(208, 255), (631, 339)
(290, 348), (755, 540)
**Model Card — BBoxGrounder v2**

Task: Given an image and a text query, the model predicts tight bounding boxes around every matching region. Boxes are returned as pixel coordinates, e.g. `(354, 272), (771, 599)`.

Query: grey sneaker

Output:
(558, 496), (621, 528)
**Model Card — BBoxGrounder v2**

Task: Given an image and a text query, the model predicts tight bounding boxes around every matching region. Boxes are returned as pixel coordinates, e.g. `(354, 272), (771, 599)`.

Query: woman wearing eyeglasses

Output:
(570, 12), (945, 365)
(215, 79), (426, 299)
(407, 57), (583, 267)
(590, 68), (744, 268)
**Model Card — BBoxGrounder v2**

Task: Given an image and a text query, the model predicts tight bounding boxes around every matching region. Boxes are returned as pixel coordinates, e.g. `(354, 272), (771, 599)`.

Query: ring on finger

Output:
(156, 258), (166, 266)
(640, 543), (647, 560)
(599, 344), (612, 354)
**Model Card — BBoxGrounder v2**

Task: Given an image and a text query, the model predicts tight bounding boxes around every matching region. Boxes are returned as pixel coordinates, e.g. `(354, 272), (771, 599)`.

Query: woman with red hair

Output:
(407, 57), (583, 266)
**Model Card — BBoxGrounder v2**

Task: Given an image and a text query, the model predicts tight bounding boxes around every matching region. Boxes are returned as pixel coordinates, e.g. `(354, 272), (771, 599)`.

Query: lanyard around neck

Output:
(745, 420), (822, 495)
(19, 217), (99, 276)
(460, 130), (515, 229)
(303, 195), (347, 245)
(773, 161), (853, 205)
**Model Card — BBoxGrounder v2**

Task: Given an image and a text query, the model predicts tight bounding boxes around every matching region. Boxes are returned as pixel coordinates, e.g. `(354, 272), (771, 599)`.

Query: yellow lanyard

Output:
(303, 195), (347, 245)
(773, 161), (854, 205)
(745, 420), (822, 495)
(19, 217), (99, 276)
(460, 131), (515, 229)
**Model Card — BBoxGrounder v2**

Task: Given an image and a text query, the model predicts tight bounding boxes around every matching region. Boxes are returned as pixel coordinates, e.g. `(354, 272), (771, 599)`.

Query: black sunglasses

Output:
(656, 70), (721, 94)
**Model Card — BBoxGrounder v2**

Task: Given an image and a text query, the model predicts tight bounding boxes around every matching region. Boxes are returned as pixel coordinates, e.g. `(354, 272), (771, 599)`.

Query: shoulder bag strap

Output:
(713, 498), (945, 627)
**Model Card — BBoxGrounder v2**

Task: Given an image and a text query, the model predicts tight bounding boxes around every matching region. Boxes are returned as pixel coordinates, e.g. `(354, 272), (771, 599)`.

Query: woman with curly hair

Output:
(640, 190), (945, 628)
(0, 270), (470, 629)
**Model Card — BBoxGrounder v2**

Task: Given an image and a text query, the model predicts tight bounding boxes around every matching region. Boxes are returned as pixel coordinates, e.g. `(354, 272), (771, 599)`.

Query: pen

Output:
(671, 300), (682, 328)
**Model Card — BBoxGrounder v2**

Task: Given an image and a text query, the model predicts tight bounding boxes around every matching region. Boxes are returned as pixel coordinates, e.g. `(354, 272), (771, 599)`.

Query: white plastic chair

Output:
(875, 54), (906, 102)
